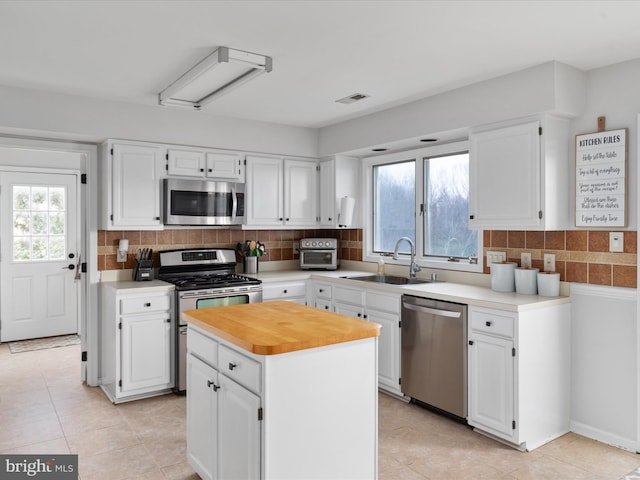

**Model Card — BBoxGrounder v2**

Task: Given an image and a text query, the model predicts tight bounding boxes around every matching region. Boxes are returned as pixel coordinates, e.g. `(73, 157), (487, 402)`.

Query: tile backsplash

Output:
(484, 230), (637, 288)
(97, 228), (363, 271)
(99, 228), (636, 288)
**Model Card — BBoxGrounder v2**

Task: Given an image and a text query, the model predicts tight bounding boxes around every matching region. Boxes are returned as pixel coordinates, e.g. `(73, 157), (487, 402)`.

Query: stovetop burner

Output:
(162, 273), (261, 290)
(157, 248), (262, 291)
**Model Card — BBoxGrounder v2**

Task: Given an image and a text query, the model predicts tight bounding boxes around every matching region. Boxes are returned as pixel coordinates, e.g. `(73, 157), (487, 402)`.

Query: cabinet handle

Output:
(319, 289), (323, 293)
(283, 289), (288, 294)
(166, 318), (171, 323)
(485, 321), (492, 327)
(469, 214), (475, 220)
(208, 168), (212, 172)
(228, 362), (237, 371)
(324, 305), (329, 310)
(207, 380), (220, 392)
(285, 218), (290, 222)
(279, 217), (283, 221)
(469, 340), (474, 345)
(363, 314), (368, 319)
(328, 217), (332, 221)
(200, 168), (204, 172)
(144, 302), (151, 307)
(357, 313), (361, 318)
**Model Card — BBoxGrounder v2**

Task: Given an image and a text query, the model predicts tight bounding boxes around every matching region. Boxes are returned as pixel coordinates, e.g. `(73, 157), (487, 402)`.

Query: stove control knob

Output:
(325, 241), (331, 247)
(312, 241), (317, 247)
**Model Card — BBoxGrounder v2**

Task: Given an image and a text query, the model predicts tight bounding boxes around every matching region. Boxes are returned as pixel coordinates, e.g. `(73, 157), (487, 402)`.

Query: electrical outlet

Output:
(293, 240), (300, 255)
(543, 253), (555, 272)
(609, 232), (624, 252)
(520, 252), (532, 269)
(486, 251), (506, 269)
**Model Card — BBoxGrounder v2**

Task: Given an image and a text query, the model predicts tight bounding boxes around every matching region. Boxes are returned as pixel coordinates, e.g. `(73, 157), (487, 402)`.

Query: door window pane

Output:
(423, 152), (477, 258)
(372, 160), (415, 253)
(12, 185), (67, 262)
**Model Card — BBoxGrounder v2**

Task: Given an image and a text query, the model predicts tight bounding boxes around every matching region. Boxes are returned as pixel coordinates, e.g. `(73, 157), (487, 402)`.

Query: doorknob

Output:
(63, 264), (75, 270)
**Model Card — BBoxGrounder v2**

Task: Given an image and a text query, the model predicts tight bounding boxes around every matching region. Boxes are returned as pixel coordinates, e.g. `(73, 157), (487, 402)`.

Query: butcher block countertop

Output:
(182, 301), (380, 356)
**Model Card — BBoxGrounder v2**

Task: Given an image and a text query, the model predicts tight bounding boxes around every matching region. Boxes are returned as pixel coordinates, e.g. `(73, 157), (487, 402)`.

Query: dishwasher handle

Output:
(402, 302), (462, 318)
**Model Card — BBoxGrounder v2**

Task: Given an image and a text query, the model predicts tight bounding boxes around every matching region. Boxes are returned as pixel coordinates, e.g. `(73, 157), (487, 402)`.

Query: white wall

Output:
(570, 284), (637, 452)
(0, 84), (318, 158)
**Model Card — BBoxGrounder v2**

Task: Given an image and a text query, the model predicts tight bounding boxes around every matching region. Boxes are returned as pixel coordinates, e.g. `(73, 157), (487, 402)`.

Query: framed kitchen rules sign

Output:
(575, 128), (628, 227)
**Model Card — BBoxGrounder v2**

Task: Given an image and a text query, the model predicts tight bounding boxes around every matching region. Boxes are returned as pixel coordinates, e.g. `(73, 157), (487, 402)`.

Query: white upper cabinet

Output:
(245, 155), (284, 226)
(245, 155), (317, 228)
(167, 148), (244, 180)
(284, 159), (318, 226)
(318, 156), (360, 228)
(101, 140), (165, 230)
(468, 116), (569, 230)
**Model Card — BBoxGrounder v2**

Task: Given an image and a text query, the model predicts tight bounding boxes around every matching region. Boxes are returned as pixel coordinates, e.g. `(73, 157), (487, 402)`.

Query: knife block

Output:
(132, 259), (154, 281)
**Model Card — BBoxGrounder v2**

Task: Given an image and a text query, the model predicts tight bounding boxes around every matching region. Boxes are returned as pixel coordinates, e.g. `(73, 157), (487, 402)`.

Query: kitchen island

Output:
(183, 301), (380, 480)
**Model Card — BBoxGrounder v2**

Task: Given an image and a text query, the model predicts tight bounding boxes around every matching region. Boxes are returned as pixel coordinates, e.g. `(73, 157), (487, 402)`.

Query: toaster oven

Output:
(299, 238), (340, 270)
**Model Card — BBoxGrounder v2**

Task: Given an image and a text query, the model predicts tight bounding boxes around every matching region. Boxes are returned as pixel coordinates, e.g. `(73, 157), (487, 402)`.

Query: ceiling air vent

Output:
(335, 93), (370, 104)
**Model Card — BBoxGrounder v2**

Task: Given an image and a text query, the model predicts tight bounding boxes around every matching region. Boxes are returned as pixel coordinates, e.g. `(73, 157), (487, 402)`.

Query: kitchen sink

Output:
(341, 274), (438, 285)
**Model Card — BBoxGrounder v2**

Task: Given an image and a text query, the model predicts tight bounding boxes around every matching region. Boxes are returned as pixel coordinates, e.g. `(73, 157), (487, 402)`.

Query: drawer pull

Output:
(207, 380), (221, 392)
(485, 321), (492, 327)
(283, 289), (288, 294)
(144, 302), (151, 307)
(319, 289), (324, 293)
(228, 362), (237, 371)
(469, 340), (474, 345)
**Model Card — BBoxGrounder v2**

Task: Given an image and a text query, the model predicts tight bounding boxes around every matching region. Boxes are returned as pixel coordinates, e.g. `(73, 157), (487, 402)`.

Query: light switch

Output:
(609, 232), (624, 252)
(486, 251), (506, 269)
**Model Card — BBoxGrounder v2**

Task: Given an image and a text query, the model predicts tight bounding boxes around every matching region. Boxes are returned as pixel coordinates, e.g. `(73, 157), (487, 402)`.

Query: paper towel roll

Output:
(338, 196), (355, 227)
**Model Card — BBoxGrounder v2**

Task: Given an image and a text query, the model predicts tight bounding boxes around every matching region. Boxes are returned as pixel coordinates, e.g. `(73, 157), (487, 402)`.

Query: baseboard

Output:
(570, 420), (638, 453)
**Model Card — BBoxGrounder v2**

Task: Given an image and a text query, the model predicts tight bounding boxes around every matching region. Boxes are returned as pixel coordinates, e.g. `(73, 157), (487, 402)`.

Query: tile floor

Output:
(1, 342), (638, 480)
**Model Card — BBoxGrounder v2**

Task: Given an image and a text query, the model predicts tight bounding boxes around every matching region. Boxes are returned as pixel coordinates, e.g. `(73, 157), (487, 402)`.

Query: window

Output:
(372, 160), (415, 253)
(365, 141), (482, 272)
(12, 185), (67, 261)
(423, 152), (477, 259)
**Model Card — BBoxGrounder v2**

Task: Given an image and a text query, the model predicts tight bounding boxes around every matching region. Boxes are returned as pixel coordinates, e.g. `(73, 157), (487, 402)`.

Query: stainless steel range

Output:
(158, 248), (262, 393)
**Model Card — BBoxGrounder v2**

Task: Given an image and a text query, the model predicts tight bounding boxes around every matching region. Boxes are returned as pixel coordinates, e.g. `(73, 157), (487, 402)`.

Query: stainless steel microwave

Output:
(163, 178), (244, 226)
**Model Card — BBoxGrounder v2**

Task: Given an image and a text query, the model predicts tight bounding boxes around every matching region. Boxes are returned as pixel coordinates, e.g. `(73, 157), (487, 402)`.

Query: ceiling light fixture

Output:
(420, 138), (438, 143)
(336, 93), (370, 104)
(159, 46), (272, 110)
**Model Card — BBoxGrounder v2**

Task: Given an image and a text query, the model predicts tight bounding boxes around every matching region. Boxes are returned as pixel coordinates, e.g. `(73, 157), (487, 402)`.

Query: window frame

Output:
(363, 140), (483, 273)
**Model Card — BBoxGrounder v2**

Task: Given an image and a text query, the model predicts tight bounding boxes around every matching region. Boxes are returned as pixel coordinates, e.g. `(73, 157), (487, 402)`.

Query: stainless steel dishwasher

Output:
(401, 295), (467, 419)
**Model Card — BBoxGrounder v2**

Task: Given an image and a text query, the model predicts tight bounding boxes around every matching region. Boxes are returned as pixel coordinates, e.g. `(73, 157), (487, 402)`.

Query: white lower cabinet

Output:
(100, 282), (175, 403)
(187, 353), (260, 480)
(314, 281), (402, 396)
(467, 304), (570, 450)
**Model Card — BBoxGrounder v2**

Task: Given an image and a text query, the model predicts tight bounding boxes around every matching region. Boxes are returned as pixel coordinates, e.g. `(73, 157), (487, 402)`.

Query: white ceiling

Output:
(3, 0), (640, 129)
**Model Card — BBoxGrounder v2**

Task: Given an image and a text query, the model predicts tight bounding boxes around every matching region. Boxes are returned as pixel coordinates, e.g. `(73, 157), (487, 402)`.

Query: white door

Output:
(0, 172), (79, 342)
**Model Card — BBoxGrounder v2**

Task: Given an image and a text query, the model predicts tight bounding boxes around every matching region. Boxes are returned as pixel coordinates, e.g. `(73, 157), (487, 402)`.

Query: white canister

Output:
(514, 267), (539, 294)
(491, 262), (517, 292)
(537, 271), (560, 297)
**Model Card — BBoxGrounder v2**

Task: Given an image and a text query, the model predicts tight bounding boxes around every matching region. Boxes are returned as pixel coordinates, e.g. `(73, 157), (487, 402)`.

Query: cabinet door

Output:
(368, 308), (401, 394)
(167, 149), (205, 177)
(469, 121), (541, 229)
(206, 152), (243, 180)
(120, 313), (172, 393)
(318, 159), (336, 226)
(245, 156), (283, 226)
(218, 374), (261, 480)
(187, 354), (218, 480)
(111, 143), (164, 228)
(468, 332), (515, 440)
(284, 159), (318, 226)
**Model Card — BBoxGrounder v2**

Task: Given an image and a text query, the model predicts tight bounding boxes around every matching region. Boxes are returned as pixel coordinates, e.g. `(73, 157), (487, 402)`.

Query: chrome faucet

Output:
(392, 237), (421, 279)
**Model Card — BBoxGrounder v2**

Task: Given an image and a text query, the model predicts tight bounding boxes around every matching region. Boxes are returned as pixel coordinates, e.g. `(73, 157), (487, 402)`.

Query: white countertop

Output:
(101, 279), (175, 293)
(252, 269), (570, 312)
(101, 267), (569, 312)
